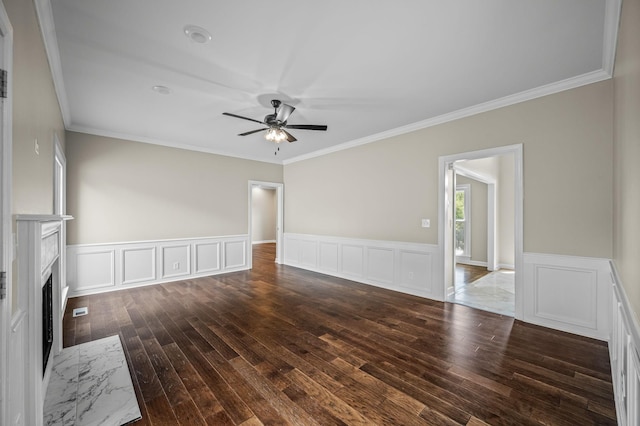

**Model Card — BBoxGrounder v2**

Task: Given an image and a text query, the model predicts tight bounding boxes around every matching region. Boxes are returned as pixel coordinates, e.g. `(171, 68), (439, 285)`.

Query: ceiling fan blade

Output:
(238, 128), (268, 136)
(285, 124), (328, 131)
(282, 129), (297, 142)
(276, 103), (295, 123)
(223, 112), (265, 125)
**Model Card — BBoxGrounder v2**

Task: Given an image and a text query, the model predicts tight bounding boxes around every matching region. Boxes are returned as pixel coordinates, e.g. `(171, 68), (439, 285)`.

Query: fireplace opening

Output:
(42, 274), (53, 376)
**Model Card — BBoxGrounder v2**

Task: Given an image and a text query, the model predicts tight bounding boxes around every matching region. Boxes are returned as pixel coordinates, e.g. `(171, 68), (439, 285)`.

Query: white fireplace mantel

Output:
(15, 214), (72, 426)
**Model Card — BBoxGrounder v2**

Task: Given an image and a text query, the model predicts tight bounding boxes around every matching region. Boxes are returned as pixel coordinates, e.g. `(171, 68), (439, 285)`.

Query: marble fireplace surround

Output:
(16, 214), (72, 426)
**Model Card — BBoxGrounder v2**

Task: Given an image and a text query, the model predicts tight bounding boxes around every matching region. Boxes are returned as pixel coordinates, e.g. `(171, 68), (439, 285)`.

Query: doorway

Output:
(439, 144), (523, 319)
(248, 181), (284, 267)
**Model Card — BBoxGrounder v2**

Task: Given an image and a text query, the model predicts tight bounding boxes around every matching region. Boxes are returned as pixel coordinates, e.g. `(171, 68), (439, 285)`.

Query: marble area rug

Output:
(44, 335), (142, 425)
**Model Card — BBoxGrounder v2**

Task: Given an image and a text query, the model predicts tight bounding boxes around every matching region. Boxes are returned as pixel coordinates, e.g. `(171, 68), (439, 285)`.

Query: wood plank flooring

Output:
(63, 243), (616, 425)
(455, 264), (491, 287)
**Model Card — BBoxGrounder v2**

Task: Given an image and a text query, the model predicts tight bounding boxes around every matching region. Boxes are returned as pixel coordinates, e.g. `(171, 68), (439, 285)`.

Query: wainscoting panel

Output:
(224, 240), (246, 269)
(610, 262), (640, 426)
(284, 233), (439, 299)
(122, 247), (156, 285)
(342, 245), (365, 279)
(162, 245), (191, 279)
(194, 242), (220, 274)
(523, 253), (611, 341)
(366, 247), (394, 285)
(300, 240), (318, 268)
(318, 242), (338, 272)
(75, 250), (115, 290)
(67, 235), (249, 297)
(399, 250), (433, 293)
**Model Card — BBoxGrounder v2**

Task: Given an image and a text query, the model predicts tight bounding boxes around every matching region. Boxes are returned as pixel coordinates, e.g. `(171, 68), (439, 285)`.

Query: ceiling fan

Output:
(223, 99), (328, 143)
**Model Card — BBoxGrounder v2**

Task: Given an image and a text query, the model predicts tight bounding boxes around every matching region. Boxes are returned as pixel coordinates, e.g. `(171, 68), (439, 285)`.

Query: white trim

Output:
(439, 144), (523, 319)
(284, 71), (611, 165)
(0, 4), (12, 425)
(611, 262), (640, 352)
(603, 0), (622, 75)
(252, 240), (276, 245)
(67, 235), (250, 297)
(455, 259), (488, 268)
(609, 261), (640, 426)
(52, 136), (68, 349)
(68, 125), (283, 165)
(248, 181), (284, 266)
(35, 0), (619, 168)
(33, 0), (71, 127)
(522, 252), (611, 340)
(284, 233), (441, 300)
(498, 263), (515, 270)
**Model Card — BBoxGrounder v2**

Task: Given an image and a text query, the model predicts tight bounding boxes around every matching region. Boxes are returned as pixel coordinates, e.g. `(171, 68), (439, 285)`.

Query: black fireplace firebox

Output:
(42, 274), (53, 375)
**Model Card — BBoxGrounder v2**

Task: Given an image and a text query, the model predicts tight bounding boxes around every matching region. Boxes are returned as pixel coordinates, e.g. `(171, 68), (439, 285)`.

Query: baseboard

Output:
(252, 240), (276, 245)
(456, 258), (487, 267)
(67, 235), (250, 297)
(609, 261), (640, 426)
(283, 233), (442, 300)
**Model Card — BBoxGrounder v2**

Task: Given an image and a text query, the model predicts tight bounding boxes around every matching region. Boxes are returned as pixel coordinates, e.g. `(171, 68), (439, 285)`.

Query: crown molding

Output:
(67, 125), (283, 165)
(283, 69), (612, 165)
(36, 0), (620, 167)
(34, 0), (71, 127)
(603, 0), (622, 75)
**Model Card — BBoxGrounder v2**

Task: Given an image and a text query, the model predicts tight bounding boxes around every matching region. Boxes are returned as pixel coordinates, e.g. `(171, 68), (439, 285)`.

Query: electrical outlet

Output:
(173, 262), (180, 270)
(408, 272), (414, 280)
(421, 219), (430, 228)
(34, 138), (39, 155)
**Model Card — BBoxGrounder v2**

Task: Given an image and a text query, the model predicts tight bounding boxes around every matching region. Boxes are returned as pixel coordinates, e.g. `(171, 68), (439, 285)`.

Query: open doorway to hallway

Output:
(440, 145), (523, 318)
(248, 181), (284, 267)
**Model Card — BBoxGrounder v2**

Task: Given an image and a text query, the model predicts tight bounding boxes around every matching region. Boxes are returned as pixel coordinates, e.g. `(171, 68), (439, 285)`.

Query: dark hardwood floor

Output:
(63, 243), (616, 425)
(455, 264), (491, 287)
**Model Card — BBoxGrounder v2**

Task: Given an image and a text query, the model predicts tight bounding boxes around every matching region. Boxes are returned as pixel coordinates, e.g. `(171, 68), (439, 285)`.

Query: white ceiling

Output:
(41, 0), (619, 164)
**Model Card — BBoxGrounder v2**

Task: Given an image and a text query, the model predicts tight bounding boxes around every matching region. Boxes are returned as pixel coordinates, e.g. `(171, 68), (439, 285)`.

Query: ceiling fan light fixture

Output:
(265, 128), (287, 143)
(183, 25), (212, 44)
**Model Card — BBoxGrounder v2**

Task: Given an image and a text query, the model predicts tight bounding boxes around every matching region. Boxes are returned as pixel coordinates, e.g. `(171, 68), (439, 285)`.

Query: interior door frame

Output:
(247, 181), (284, 268)
(0, 3), (13, 424)
(438, 144), (523, 319)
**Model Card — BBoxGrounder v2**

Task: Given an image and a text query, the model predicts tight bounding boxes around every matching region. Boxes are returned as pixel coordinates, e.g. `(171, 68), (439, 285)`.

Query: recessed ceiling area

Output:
(42, 0), (618, 164)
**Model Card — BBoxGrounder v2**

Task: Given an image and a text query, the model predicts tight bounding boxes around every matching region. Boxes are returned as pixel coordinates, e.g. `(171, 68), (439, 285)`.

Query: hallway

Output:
(453, 265), (515, 316)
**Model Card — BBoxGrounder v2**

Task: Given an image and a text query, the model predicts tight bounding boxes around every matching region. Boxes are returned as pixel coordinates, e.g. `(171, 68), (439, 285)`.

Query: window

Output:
(455, 184), (470, 257)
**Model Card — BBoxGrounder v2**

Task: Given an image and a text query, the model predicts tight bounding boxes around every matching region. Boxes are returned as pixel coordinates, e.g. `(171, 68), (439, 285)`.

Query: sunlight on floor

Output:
(453, 270), (515, 316)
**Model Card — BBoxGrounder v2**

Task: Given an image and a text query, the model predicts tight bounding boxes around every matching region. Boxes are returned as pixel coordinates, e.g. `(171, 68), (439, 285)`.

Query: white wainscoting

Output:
(522, 253), (611, 341)
(67, 235), (249, 297)
(284, 233), (441, 300)
(610, 262), (640, 426)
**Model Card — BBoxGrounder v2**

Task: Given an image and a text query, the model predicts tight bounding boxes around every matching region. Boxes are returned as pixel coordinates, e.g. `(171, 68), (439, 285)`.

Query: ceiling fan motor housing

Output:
(264, 114), (280, 126)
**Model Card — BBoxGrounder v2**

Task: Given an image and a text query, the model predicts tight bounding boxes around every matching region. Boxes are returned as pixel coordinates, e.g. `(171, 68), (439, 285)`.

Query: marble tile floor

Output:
(452, 269), (515, 316)
(44, 335), (142, 426)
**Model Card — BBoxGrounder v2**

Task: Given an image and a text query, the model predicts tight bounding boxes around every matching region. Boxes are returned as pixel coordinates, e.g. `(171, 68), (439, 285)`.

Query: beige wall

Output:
(6, 0), (65, 312)
(613, 0), (640, 323)
(456, 175), (488, 263)
(251, 187), (277, 243)
(66, 132), (282, 245)
(284, 80), (613, 259)
(8, 0), (65, 215)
